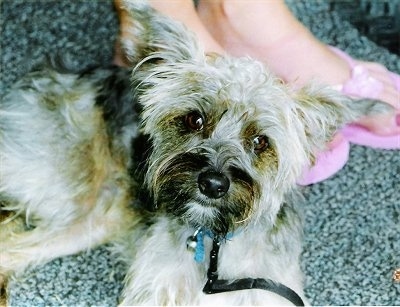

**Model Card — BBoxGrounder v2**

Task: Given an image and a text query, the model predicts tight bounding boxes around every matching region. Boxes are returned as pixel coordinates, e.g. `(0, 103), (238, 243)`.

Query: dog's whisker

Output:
(233, 213), (252, 225)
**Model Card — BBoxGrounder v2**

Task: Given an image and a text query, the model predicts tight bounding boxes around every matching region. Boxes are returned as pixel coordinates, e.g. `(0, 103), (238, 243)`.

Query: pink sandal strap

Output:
(330, 46), (384, 99)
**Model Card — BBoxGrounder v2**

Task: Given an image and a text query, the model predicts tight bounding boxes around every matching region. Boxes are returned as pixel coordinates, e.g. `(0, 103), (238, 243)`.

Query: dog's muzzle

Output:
(198, 170), (230, 199)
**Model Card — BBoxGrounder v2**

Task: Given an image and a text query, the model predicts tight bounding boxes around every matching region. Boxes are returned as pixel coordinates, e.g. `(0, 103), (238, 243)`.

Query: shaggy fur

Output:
(0, 0), (392, 305)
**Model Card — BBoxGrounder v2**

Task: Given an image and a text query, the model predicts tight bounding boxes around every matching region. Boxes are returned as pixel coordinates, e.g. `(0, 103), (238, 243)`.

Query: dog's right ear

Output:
(293, 84), (393, 163)
(115, 0), (204, 65)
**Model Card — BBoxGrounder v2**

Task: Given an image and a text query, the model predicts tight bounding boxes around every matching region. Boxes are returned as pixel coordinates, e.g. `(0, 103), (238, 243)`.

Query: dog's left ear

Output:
(293, 85), (393, 157)
(116, 0), (203, 65)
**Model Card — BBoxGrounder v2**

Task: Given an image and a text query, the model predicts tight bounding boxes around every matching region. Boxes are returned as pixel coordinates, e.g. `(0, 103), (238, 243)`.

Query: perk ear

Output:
(294, 85), (393, 159)
(116, 0), (203, 65)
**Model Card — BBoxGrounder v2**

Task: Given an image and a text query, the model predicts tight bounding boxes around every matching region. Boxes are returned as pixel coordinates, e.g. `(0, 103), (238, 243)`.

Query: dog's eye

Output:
(253, 135), (269, 153)
(185, 112), (204, 131)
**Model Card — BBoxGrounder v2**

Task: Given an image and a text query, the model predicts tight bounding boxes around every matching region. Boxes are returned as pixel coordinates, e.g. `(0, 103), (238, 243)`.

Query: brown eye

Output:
(253, 135), (269, 153)
(185, 112), (204, 131)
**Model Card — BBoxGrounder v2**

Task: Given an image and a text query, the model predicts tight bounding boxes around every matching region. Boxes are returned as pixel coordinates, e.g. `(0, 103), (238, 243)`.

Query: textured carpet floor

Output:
(1, 0), (399, 305)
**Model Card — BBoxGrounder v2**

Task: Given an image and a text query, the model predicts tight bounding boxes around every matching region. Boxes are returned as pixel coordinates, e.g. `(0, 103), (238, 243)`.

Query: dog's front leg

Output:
(0, 203), (132, 277)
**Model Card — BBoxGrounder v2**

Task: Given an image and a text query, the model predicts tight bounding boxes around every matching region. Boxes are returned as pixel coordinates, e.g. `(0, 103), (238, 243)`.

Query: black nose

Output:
(198, 171), (230, 199)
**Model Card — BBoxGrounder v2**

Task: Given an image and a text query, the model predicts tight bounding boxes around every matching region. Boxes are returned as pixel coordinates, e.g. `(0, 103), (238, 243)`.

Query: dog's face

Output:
(134, 56), (310, 235)
(121, 1), (391, 236)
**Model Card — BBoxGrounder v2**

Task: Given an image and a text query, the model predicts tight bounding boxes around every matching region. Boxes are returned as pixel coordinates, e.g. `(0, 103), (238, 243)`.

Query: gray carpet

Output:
(1, 0), (399, 305)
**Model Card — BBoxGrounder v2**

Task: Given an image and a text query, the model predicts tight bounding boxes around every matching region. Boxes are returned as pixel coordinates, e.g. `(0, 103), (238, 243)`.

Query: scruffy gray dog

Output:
(0, 1), (391, 305)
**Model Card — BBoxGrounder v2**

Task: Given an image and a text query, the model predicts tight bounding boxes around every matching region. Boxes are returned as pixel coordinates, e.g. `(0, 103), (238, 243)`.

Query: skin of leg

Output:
(197, 0), (351, 86)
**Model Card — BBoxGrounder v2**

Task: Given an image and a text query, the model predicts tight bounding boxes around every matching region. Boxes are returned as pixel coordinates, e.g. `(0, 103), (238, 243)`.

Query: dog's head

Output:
(120, 0), (392, 236)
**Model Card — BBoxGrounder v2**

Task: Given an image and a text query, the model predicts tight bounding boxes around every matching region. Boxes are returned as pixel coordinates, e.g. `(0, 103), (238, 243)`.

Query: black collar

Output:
(202, 238), (305, 306)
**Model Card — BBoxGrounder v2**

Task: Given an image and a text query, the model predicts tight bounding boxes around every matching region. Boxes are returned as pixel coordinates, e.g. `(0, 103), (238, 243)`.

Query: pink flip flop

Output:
(341, 124), (400, 149)
(297, 136), (350, 186)
(298, 47), (400, 185)
(330, 46), (400, 149)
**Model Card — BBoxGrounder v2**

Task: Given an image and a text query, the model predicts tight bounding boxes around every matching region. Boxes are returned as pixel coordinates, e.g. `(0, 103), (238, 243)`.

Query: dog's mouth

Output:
(153, 161), (259, 235)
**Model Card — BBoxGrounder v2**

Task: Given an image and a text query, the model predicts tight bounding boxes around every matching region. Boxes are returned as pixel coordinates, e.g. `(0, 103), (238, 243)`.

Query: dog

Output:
(0, 0), (392, 305)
